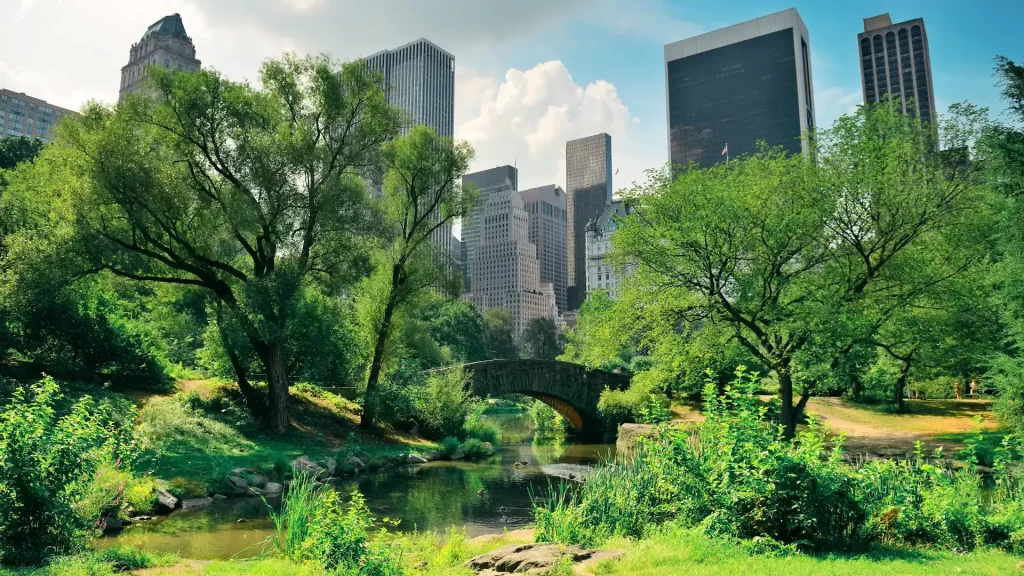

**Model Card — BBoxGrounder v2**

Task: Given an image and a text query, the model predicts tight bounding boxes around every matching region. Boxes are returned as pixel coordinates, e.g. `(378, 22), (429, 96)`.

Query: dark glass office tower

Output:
(566, 133), (612, 311)
(858, 13), (936, 125)
(664, 8), (815, 169)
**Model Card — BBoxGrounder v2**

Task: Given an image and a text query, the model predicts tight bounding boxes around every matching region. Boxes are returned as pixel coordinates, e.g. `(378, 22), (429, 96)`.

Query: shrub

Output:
(414, 366), (475, 441)
(267, 471), (402, 574)
(0, 377), (137, 565)
(167, 477), (209, 500)
(98, 545), (154, 571)
(460, 438), (494, 460)
(463, 410), (499, 445)
(438, 437), (461, 459)
(597, 375), (670, 426)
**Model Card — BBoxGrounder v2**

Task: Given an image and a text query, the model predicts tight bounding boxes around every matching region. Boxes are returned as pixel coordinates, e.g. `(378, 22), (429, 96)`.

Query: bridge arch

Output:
(431, 359), (631, 439)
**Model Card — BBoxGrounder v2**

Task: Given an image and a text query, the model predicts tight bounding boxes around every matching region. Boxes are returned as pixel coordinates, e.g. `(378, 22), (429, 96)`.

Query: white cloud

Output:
(455, 61), (654, 194)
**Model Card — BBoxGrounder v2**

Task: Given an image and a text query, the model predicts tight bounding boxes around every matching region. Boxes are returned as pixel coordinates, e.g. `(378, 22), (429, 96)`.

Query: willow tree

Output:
(361, 125), (476, 429)
(43, 54), (400, 433)
(616, 101), (988, 437)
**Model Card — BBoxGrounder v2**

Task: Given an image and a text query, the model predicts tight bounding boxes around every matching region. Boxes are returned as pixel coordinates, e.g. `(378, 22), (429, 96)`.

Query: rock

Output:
(976, 465), (995, 475)
(231, 467), (251, 475)
(407, 453), (429, 464)
(131, 515), (154, 522)
(292, 455), (325, 477)
(424, 451), (442, 461)
(616, 423), (656, 454)
(155, 488), (179, 513)
(261, 482), (284, 496)
(213, 494), (228, 500)
(101, 517), (124, 534)
(465, 543), (623, 575)
(347, 456), (367, 473)
(325, 457), (338, 476)
(182, 497), (214, 509)
(237, 518), (248, 524)
(248, 474), (270, 489)
(227, 475), (249, 495)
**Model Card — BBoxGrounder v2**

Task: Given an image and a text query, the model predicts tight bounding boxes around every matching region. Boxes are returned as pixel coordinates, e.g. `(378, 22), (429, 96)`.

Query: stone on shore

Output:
(407, 453), (429, 464)
(155, 488), (179, 513)
(465, 543), (623, 575)
(292, 455), (326, 476)
(616, 423), (656, 453)
(182, 497), (214, 509)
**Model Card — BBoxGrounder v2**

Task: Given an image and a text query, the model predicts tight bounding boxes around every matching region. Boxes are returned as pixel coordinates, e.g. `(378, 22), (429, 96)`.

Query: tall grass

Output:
(265, 470), (321, 558)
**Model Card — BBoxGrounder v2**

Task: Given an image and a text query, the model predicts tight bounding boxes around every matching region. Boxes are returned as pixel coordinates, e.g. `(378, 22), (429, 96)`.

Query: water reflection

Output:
(104, 412), (615, 559)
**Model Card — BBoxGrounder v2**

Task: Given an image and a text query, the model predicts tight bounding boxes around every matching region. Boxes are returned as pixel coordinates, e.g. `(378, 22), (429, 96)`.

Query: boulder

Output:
(226, 475), (249, 495)
(325, 457), (338, 476)
(155, 488), (179, 513)
(347, 456), (367, 473)
(465, 543), (623, 575)
(407, 453), (429, 464)
(616, 423), (656, 453)
(292, 455), (325, 476)
(248, 474), (270, 489)
(261, 482), (284, 496)
(213, 494), (228, 500)
(182, 497), (214, 509)
(101, 517), (124, 534)
(231, 467), (252, 475)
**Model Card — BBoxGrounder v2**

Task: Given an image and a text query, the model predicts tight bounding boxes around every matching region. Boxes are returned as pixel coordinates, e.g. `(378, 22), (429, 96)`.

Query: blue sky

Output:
(2, 0), (1022, 196)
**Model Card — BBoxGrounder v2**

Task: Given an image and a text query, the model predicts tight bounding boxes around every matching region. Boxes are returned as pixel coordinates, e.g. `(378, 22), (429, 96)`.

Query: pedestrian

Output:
(970, 379), (980, 398)
(955, 379), (962, 401)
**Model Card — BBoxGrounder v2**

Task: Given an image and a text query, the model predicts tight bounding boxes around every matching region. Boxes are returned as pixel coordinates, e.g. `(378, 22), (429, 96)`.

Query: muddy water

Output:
(103, 413), (614, 560)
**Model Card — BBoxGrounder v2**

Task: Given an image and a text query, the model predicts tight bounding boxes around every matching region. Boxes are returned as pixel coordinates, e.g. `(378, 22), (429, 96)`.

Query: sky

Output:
(3, 0), (1022, 208)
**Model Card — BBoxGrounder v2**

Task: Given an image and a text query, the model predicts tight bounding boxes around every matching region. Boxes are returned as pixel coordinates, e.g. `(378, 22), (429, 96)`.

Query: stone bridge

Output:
(430, 359), (631, 439)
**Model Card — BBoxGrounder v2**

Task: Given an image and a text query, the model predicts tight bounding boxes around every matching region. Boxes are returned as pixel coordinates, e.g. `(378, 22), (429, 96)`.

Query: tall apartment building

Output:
(585, 201), (633, 300)
(520, 184), (568, 314)
(120, 13), (201, 102)
(0, 90), (75, 142)
(367, 38), (456, 256)
(466, 190), (557, 336)
(565, 133), (612, 311)
(664, 8), (815, 169)
(461, 165), (518, 292)
(858, 13), (936, 125)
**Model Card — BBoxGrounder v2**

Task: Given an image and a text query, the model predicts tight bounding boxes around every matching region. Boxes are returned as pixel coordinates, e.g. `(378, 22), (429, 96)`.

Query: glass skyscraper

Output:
(858, 13), (936, 125)
(664, 8), (815, 170)
(566, 133), (612, 311)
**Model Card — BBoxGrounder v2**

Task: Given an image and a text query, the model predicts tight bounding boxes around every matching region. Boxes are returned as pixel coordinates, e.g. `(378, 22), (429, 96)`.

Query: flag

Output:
(722, 143), (729, 156)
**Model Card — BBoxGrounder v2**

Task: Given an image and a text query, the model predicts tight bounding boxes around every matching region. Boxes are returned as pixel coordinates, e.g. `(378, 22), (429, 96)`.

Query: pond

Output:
(102, 411), (615, 560)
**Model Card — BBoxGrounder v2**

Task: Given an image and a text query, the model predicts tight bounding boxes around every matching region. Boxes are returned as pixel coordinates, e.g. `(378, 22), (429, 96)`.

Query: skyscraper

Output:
(858, 13), (936, 125)
(520, 184), (568, 313)
(466, 190), (557, 336)
(664, 8), (815, 169)
(461, 165), (518, 292)
(367, 38), (456, 255)
(0, 89), (74, 142)
(566, 133), (612, 310)
(120, 13), (201, 102)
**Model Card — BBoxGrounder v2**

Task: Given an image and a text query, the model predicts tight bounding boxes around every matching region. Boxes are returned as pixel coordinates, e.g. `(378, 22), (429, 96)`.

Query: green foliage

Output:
(459, 438), (494, 459)
(137, 395), (256, 455)
(0, 136), (45, 172)
(96, 545), (157, 572)
(419, 298), (491, 363)
(482, 308), (518, 360)
(267, 472), (402, 574)
(462, 411), (500, 445)
(519, 317), (563, 360)
(0, 377), (137, 565)
(438, 437), (461, 459)
(597, 375), (671, 426)
(412, 366), (475, 441)
(529, 400), (566, 437)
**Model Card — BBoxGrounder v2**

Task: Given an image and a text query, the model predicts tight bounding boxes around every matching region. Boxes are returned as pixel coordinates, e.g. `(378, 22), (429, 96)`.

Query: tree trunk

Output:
(894, 356), (913, 412)
(262, 342), (290, 435)
(362, 295), (398, 430)
(215, 313), (267, 421)
(778, 367), (809, 439)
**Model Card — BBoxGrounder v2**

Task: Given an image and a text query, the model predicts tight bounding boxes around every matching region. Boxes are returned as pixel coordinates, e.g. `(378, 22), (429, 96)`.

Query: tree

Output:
(0, 136), (44, 171)
(519, 317), (563, 360)
(483, 308), (518, 360)
(616, 101), (988, 437)
(361, 125), (476, 430)
(419, 298), (491, 363)
(12, 55), (401, 433)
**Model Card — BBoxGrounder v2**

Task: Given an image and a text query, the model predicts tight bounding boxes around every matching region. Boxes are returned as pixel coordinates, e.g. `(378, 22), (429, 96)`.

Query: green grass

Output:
(589, 526), (1022, 576)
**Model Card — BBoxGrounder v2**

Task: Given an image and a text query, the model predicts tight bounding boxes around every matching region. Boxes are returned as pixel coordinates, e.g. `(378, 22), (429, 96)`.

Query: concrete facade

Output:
(366, 38), (456, 257)
(120, 13), (201, 102)
(858, 13), (937, 125)
(585, 201), (633, 300)
(664, 8), (815, 168)
(466, 190), (557, 336)
(566, 133), (612, 311)
(0, 89), (75, 142)
(461, 165), (518, 292)
(520, 184), (568, 314)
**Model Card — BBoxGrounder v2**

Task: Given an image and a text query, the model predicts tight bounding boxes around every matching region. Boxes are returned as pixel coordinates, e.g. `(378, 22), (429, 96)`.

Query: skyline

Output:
(2, 0), (1021, 195)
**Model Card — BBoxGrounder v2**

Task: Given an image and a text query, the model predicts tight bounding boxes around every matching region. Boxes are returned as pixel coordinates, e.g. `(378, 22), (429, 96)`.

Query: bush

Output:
(413, 366), (475, 441)
(167, 477), (209, 500)
(597, 375), (671, 426)
(267, 472), (402, 574)
(0, 377), (137, 565)
(461, 438), (494, 460)
(98, 545), (155, 572)
(463, 411), (500, 445)
(438, 437), (461, 459)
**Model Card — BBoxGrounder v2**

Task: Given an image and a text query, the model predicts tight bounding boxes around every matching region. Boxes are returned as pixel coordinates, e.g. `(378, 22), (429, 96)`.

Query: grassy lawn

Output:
(589, 527), (1021, 576)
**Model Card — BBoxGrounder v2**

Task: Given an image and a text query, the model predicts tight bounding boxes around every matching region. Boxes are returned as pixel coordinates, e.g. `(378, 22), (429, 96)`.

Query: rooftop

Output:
(140, 13), (192, 43)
